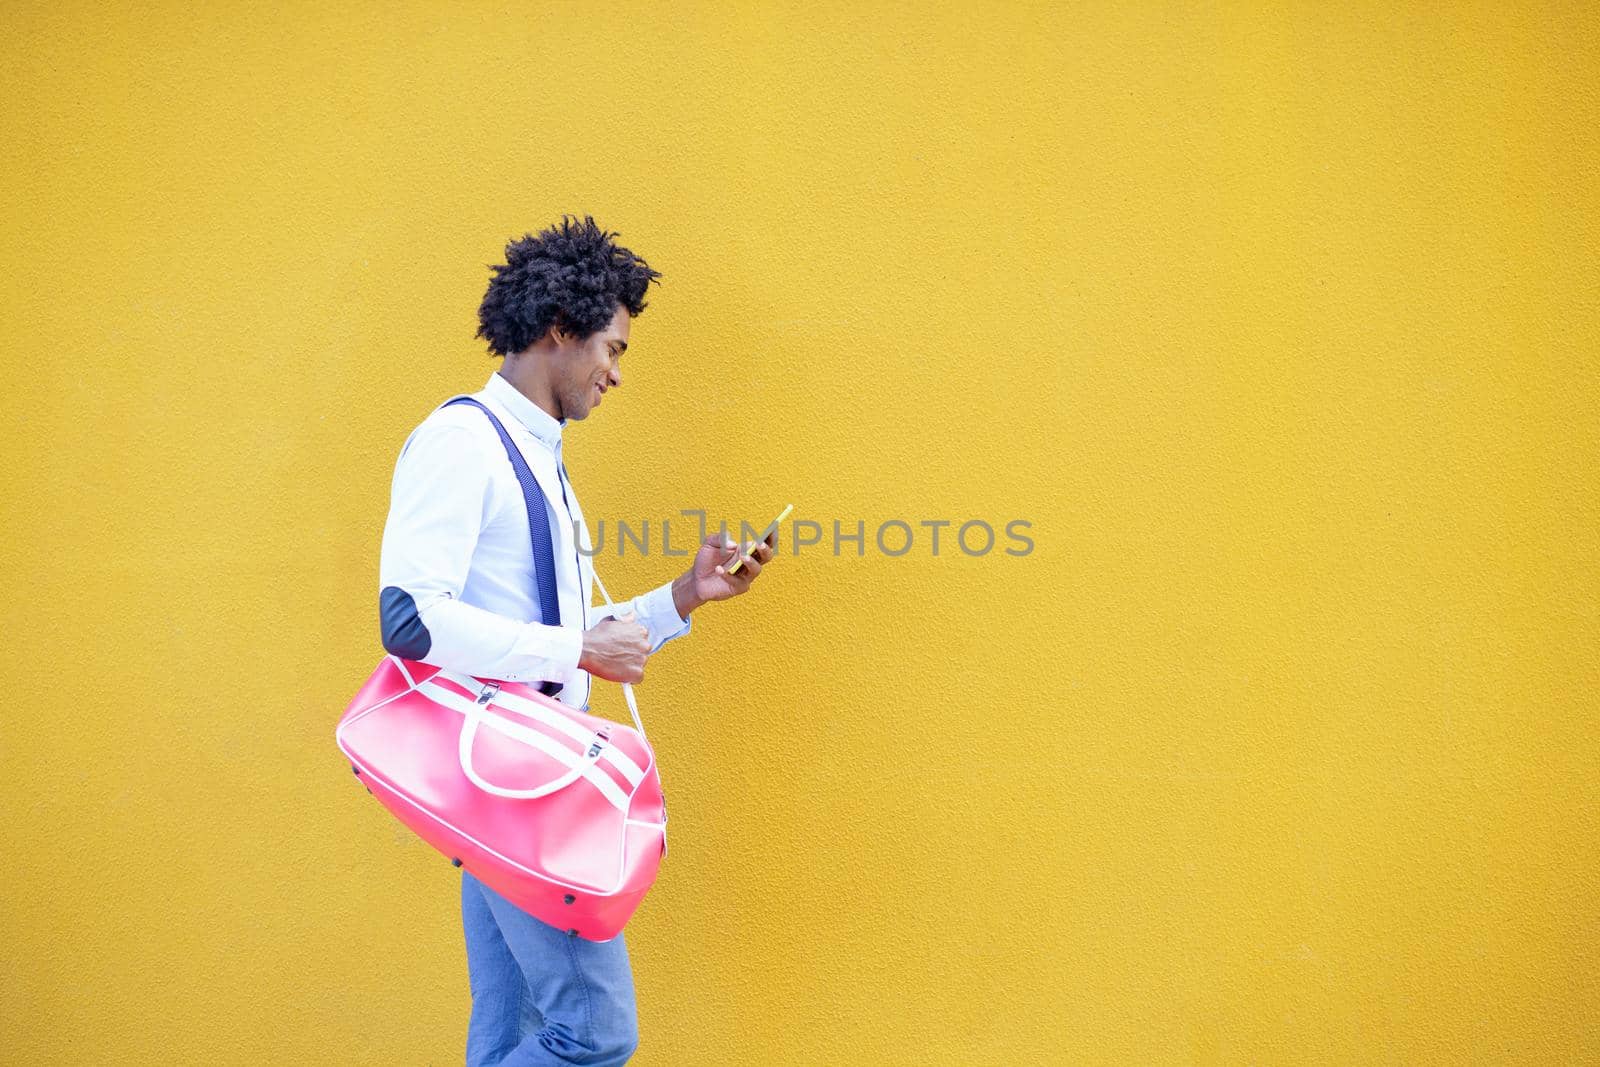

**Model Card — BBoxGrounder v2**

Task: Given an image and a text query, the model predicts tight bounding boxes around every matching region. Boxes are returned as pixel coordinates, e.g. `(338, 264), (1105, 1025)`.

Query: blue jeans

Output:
(461, 870), (640, 1066)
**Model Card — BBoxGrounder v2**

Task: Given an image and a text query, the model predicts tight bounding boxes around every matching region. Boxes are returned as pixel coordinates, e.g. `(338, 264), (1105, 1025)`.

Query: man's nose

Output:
(607, 365), (622, 388)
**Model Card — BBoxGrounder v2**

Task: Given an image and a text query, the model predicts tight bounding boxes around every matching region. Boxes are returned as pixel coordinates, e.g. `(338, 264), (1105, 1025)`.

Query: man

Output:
(377, 215), (774, 1066)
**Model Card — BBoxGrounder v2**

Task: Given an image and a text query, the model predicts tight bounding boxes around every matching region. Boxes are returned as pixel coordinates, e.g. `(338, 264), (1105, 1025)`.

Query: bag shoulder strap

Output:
(438, 393), (652, 745)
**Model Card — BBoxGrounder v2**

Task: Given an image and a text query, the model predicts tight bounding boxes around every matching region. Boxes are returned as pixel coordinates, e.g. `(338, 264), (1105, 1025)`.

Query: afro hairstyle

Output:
(475, 214), (662, 357)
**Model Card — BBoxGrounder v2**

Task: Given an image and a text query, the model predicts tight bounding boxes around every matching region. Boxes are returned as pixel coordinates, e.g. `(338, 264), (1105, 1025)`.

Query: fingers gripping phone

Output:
(724, 504), (793, 575)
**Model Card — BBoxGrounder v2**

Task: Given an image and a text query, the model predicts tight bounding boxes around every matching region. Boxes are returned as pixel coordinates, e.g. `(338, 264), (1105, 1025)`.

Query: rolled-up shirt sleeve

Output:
(377, 422), (584, 684)
(586, 578), (691, 654)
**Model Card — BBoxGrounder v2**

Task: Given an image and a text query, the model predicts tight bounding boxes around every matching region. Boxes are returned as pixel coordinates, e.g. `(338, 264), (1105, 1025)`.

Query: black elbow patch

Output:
(380, 586), (432, 659)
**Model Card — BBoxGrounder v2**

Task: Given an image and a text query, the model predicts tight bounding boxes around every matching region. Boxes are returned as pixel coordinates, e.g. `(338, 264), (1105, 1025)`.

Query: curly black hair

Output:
(475, 215), (662, 357)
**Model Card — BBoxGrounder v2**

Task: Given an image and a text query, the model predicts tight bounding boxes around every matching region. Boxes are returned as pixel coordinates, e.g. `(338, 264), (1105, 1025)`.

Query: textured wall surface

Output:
(3, 3), (1597, 1064)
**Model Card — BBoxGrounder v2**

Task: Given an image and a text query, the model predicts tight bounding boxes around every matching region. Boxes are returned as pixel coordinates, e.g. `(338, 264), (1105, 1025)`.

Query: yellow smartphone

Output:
(724, 503), (794, 575)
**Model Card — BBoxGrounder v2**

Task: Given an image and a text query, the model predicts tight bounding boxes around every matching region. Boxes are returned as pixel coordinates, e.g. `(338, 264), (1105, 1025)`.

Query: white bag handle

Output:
(457, 690), (609, 800)
(453, 564), (647, 800)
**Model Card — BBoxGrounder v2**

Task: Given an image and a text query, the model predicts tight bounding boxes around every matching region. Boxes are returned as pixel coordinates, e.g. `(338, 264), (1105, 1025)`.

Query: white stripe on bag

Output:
(432, 670), (646, 786)
(416, 680), (630, 811)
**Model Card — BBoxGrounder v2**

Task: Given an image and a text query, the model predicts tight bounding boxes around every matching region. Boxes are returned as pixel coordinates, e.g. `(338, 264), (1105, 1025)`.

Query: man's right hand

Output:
(578, 611), (651, 684)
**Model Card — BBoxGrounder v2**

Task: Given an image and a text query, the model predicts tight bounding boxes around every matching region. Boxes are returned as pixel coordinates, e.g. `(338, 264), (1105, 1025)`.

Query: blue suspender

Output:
(442, 396), (564, 697)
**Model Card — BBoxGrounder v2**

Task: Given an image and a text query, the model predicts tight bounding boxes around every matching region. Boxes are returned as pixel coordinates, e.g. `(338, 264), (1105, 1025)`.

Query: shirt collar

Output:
(482, 371), (565, 450)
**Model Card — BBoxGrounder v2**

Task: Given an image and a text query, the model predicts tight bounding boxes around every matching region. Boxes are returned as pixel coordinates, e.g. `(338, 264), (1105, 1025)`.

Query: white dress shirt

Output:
(378, 370), (690, 710)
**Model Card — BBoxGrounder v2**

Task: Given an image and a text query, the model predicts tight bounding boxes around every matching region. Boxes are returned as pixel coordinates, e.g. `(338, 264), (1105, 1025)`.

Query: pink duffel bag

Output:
(336, 648), (668, 942)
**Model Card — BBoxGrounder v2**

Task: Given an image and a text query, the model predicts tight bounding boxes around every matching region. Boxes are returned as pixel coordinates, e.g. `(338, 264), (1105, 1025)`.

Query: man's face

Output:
(554, 303), (629, 421)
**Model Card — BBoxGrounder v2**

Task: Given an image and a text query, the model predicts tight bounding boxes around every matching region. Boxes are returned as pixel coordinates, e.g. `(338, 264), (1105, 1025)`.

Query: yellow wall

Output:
(3, 2), (1596, 1063)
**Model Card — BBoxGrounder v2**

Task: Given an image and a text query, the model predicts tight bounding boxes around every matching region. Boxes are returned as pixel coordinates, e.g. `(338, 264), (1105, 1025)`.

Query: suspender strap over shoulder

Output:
(442, 396), (564, 697)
